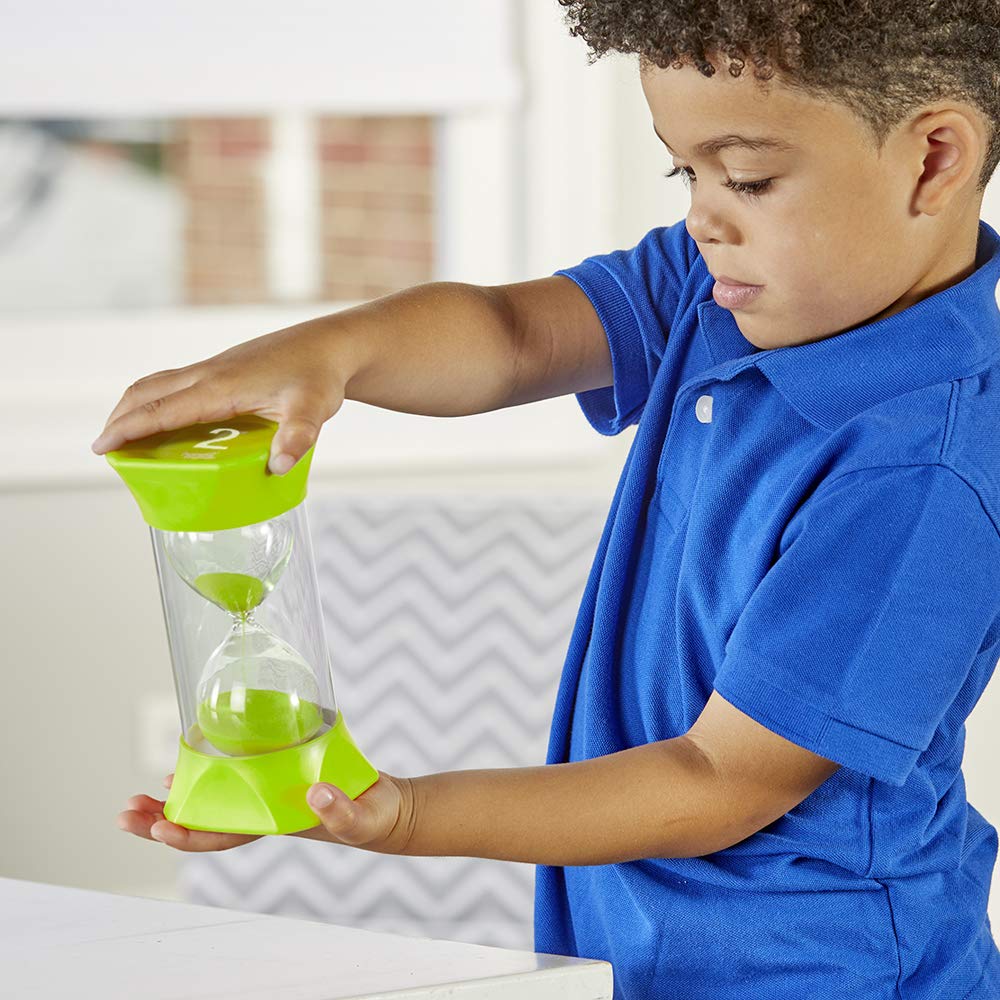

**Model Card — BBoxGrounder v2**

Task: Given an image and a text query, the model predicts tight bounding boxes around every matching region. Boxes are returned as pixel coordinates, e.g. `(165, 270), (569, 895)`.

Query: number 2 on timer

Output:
(193, 428), (240, 451)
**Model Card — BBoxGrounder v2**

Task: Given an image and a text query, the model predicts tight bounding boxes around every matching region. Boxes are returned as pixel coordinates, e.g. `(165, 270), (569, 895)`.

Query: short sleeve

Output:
(713, 464), (1000, 786)
(555, 218), (695, 436)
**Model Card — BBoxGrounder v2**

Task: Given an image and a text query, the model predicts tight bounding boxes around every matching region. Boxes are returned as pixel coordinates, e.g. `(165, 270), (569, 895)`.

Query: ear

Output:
(909, 105), (988, 215)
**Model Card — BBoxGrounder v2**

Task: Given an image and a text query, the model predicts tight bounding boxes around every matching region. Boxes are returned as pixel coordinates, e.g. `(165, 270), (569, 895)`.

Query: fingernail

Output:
(309, 785), (335, 809)
(270, 453), (295, 476)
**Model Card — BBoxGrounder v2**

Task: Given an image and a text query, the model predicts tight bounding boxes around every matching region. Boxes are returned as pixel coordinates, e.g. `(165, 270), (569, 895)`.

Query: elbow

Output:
(664, 734), (785, 859)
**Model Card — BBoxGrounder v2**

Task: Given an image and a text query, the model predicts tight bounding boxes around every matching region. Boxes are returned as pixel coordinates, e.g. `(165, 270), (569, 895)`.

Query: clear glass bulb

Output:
(163, 514), (294, 615)
(195, 614), (323, 756)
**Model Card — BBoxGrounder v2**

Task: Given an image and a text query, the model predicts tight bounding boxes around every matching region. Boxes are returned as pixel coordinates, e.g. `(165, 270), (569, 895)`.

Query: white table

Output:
(0, 877), (613, 999)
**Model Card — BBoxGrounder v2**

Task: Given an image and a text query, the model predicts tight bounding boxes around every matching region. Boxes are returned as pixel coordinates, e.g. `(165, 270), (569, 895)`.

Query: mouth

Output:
(711, 274), (764, 310)
(713, 273), (763, 288)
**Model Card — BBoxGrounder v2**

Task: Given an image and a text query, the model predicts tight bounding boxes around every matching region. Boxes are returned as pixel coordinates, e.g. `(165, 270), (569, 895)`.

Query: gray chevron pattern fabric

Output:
(178, 492), (606, 950)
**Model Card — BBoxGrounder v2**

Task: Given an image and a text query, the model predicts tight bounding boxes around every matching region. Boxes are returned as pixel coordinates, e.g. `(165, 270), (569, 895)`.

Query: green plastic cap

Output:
(105, 415), (315, 532)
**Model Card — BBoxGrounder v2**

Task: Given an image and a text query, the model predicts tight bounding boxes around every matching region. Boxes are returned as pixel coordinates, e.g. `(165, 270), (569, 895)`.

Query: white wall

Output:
(0, 1), (520, 115)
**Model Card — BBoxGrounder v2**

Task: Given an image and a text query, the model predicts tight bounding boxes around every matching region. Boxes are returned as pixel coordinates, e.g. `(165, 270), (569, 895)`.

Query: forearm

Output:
(399, 737), (749, 866)
(294, 281), (521, 418)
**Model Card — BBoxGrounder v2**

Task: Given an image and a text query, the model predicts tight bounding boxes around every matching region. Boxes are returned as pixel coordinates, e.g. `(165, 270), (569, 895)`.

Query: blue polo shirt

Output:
(534, 217), (1000, 999)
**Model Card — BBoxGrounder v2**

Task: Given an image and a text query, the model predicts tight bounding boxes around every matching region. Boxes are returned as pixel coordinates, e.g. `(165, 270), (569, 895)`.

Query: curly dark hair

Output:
(557, 0), (1000, 192)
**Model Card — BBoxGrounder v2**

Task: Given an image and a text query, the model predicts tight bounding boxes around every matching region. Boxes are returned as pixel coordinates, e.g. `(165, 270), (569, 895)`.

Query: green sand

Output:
(194, 572), (265, 614)
(197, 687), (324, 756)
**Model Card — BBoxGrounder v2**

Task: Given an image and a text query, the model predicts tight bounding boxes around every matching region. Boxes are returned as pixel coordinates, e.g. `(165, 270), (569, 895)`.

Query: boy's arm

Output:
(394, 692), (840, 865)
(337, 276), (614, 414)
(91, 277), (611, 459)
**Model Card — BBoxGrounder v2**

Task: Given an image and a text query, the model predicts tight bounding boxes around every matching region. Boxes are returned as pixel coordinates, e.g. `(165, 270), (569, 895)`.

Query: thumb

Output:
(307, 782), (365, 844)
(307, 783), (339, 812)
(268, 413), (321, 476)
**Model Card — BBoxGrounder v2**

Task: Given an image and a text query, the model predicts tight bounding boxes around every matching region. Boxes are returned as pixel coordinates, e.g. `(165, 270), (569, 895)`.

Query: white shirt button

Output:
(695, 394), (713, 423)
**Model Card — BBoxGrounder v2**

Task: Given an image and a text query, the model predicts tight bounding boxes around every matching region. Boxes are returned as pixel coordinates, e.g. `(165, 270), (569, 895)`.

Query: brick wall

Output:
(317, 115), (435, 301)
(167, 117), (271, 305)
(170, 115), (435, 306)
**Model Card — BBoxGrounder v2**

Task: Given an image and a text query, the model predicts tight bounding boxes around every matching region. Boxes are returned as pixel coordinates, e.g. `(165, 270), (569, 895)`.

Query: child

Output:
(105, 2), (1000, 996)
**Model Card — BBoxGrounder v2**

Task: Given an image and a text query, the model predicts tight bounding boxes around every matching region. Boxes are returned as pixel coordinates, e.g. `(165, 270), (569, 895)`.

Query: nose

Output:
(685, 208), (726, 246)
(685, 184), (740, 246)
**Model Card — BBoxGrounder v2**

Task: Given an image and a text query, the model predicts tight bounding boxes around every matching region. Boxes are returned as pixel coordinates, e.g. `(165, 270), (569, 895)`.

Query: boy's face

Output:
(640, 58), (977, 350)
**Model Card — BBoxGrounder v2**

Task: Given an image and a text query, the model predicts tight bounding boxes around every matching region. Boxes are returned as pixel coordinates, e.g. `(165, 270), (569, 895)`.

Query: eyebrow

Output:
(653, 125), (797, 156)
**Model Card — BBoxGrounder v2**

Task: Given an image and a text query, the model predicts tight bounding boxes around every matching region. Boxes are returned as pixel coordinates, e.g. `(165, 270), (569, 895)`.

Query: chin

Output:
(732, 316), (769, 349)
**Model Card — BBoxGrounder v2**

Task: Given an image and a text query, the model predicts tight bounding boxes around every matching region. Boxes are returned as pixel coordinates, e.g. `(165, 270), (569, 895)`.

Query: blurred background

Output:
(2, 0), (999, 954)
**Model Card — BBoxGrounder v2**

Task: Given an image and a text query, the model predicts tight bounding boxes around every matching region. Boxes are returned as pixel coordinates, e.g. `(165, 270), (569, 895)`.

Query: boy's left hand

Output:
(302, 772), (416, 855)
(117, 771), (416, 855)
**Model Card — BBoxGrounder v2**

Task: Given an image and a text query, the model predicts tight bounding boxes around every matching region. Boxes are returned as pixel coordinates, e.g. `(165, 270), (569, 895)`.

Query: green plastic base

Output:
(163, 709), (379, 835)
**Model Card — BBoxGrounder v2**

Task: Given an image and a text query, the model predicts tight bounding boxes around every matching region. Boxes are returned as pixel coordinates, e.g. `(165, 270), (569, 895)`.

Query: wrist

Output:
(270, 305), (374, 408)
(393, 775), (422, 856)
(300, 309), (374, 403)
(304, 310), (368, 399)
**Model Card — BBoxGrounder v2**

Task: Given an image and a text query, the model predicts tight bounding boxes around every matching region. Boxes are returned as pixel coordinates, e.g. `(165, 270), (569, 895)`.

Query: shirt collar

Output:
(697, 218), (1000, 431)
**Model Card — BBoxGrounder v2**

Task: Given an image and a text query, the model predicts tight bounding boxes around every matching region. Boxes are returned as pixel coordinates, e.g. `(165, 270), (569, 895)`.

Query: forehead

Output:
(639, 58), (854, 153)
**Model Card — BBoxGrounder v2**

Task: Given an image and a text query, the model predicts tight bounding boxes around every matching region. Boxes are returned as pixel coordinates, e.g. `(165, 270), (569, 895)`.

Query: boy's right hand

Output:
(91, 321), (351, 475)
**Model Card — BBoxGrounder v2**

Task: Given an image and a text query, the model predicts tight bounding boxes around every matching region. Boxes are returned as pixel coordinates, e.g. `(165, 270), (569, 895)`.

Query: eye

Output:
(663, 165), (774, 201)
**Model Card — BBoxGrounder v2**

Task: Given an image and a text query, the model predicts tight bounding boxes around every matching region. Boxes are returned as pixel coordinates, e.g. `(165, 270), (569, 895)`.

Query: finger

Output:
(306, 783), (371, 846)
(117, 810), (154, 840)
(118, 789), (262, 851)
(117, 804), (165, 842)
(268, 412), (323, 476)
(101, 369), (197, 433)
(126, 792), (166, 812)
(164, 773), (174, 789)
(92, 383), (233, 455)
(147, 819), (261, 853)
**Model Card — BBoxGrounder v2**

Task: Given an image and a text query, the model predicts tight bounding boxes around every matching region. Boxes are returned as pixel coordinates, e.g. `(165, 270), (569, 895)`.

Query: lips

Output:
(714, 273), (762, 287)
(711, 274), (764, 309)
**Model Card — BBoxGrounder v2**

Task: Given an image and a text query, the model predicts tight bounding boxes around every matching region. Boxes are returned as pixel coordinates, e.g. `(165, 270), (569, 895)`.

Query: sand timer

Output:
(106, 414), (378, 835)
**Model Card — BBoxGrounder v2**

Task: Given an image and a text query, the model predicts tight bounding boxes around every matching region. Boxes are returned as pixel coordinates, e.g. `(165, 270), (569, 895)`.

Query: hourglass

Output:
(106, 414), (378, 835)
(163, 513), (325, 758)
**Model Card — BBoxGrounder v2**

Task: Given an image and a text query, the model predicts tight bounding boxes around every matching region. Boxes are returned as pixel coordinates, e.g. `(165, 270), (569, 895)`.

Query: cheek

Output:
(740, 171), (906, 337)
(755, 223), (875, 333)
(760, 223), (848, 305)
(762, 170), (873, 275)
(773, 222), (906, 338)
